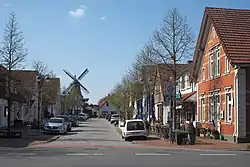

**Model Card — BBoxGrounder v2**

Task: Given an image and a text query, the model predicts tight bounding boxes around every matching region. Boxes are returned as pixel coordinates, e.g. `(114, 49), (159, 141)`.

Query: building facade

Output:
(193, 7), (250, 142)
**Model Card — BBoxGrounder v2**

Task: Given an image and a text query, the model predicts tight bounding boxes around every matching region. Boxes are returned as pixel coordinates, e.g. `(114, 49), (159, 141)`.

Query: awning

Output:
(177, 91), (196, 104)
(184, 91), (196, 102)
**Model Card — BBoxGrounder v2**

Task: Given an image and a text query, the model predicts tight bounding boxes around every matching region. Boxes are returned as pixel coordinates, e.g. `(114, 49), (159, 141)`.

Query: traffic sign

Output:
(165, 83), (175, 97)
(167, 85), (174, 92)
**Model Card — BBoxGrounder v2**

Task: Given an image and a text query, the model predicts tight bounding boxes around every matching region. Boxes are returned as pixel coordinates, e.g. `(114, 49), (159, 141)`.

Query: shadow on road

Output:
(70, 129), (84, 133)
(64, 132), (78, 136)
(58, 138), (122, 142)
(0, 128), (58, 148)
(80, 129), (110, 132)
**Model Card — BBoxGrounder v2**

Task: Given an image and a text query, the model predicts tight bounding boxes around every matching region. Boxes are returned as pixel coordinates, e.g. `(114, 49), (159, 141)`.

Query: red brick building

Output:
(192, 7), (250, 143)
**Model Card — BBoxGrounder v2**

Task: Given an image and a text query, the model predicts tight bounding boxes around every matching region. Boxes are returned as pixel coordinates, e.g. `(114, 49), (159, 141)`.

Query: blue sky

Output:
(0, 0), (249, 104)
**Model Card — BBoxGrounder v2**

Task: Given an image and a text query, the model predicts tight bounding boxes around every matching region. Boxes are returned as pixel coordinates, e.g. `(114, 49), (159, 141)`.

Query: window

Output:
(209, 53), (214, 78)
(225, 56), (230, 73)
(201, 96), (205, 122)
(209, 94), (213, 121)
(212, 27), (216, 39)
(225, 88), (232, 122)
(216, 49), (220, 76)
(127, 121), (145, 131)
(215, 93), (220, 121)
(202, 68), (205, 81)
(188, 74), (191, 87)
(181, 76), (185, 90)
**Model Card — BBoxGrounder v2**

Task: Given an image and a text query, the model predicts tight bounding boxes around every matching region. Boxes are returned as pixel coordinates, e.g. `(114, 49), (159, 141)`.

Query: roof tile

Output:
(206, 7), (250, 62)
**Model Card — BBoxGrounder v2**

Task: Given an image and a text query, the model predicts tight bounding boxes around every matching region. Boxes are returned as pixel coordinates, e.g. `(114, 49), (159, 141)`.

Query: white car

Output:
(43, 118), (68, 134)
(110, 114), (119, 124)
(121, 119), (148, 141)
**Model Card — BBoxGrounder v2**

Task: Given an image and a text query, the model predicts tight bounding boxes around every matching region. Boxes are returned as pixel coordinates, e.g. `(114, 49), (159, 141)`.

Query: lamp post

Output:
(122, 92), (126, 120)
(36, 75), (50, 132)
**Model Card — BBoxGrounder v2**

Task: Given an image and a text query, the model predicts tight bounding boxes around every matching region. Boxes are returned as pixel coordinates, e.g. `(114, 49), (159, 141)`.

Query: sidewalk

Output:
(0, 128), (59, 148)
(135, 136), (250, 151)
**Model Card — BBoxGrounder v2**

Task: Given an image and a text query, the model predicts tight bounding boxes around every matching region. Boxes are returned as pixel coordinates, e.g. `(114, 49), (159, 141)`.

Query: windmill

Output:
(63, 69), (90, 95)
(62, 69), (90, 114)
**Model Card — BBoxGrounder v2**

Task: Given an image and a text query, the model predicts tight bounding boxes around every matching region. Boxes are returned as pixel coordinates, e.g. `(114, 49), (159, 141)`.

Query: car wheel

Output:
(124, 138), (128, 141)
(122, 136), (124, 139)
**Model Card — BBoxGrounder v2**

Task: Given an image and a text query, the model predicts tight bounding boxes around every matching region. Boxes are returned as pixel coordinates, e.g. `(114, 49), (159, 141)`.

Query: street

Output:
(0, 118), (250, 167)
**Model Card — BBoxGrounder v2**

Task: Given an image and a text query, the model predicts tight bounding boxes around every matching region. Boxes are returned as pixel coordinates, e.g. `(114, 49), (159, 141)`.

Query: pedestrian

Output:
(187, 119), (196, 145)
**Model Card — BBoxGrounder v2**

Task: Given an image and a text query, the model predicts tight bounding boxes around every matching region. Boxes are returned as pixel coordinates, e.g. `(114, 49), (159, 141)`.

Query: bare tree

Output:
(0, 12), (28, 131)
(148, 8), (194, 130)
(32, 60), (49, 76)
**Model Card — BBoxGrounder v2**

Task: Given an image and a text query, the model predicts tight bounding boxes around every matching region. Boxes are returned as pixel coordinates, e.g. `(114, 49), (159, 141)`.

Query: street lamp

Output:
(122, 92), (126, 120)
(36, 75), (50, 132)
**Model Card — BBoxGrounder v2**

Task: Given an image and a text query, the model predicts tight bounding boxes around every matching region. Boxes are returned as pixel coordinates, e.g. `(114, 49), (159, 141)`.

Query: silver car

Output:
(43, 118), (68, 134)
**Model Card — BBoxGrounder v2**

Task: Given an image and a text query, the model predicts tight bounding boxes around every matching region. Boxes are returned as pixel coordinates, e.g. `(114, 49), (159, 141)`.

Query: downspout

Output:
(233, 66), (239, 140)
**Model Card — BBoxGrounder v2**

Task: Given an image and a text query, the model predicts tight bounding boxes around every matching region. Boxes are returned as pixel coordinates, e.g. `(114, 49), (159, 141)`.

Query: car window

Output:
(112, 115), (119, 118)
(48, 119), (63, 123)
(57, 116), (69, 121)
(126, 121), (145, 131)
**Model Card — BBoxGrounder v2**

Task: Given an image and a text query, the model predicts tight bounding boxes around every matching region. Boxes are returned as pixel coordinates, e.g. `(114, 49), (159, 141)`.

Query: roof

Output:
(176, 63), (193, 78)
(157, 64), (188, 93)
(205, 8), (250, 63)
(192, 7), (250, 78)
(0, 67), (29, 102)
(12, 70), (38, 100)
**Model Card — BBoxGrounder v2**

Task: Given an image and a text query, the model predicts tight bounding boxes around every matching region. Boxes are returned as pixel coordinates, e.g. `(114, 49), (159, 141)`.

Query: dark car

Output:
(108, 115), (112, 122)
(69, 115), (79, 127)
(56, 115), (72, 132)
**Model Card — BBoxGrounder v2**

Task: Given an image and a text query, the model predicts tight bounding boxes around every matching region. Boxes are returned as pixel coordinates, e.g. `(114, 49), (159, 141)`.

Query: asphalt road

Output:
(30, 118), (136, 149)
(0, 118), (249, 167)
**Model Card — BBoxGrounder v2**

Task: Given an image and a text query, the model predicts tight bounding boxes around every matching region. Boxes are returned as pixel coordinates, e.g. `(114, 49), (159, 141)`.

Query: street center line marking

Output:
(200, 153), (236, 156)
(66, 153), (103, 156)
(7, 153), (36, 156)
(134, 153), (171, 156)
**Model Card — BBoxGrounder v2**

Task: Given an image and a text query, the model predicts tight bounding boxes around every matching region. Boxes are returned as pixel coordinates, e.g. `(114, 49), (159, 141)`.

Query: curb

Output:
(45, 135), (60, 143)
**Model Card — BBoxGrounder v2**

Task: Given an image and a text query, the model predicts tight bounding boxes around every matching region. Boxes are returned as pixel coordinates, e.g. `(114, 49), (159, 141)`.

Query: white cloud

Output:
(100, 16), (106, 21)
(68, 6), (87, 18)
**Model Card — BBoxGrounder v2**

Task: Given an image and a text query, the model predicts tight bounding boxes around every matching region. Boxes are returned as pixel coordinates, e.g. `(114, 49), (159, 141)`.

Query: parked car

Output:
(43, 118), (68, 134)
(78, 113), (89, 121)
(69, 115), (79, 127)
(121, 119), (148, 141)
(110, 114), (119, 124)
(108, 114), (112, 122)
(56, 115), (72, 132)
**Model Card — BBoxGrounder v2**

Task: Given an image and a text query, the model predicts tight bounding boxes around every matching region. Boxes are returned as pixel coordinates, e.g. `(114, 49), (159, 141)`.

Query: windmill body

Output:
(63, 69), (90, 114)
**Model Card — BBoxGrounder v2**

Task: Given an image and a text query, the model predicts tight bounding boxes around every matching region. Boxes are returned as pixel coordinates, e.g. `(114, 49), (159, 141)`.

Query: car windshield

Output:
(57, 116), (69, 121)
(48, 119), (63, 123)
(127, 121), (145, 131)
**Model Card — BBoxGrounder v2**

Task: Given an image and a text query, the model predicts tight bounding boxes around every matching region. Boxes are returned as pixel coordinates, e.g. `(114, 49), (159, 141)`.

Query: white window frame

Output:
(209, 53), (214, 79)
(216, 49), (220, 76)
(225, 56), (230, 73)
(214, 91), (220, 121)
(202, 68), (205, 81)
(201, 95), (205, 122)
(208, 93), (213, 122)
(225, 88), (232, 123)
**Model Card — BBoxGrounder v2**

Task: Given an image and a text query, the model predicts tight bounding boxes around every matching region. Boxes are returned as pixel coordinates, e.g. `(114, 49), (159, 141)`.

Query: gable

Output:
(197, 24), (219, 82)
